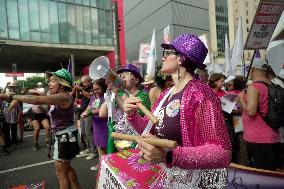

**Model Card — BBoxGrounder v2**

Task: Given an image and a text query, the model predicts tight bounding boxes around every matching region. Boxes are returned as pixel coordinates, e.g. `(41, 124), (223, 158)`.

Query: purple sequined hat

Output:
(161, 33), (208, 69)
(117, 64), (143, 83)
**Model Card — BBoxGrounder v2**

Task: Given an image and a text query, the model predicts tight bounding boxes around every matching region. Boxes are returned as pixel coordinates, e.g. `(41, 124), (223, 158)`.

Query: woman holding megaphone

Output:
(115, 64), (151, 117)
(98, 64), (152, 150)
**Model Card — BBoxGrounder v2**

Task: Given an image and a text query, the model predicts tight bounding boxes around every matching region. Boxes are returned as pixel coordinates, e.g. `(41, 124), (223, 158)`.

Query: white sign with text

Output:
(97, 160), (126, 189)
(245, 0), (284, 49)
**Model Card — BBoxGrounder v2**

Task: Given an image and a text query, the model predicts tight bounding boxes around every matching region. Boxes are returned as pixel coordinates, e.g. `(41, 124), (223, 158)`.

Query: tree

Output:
(17, 76), (48, 90)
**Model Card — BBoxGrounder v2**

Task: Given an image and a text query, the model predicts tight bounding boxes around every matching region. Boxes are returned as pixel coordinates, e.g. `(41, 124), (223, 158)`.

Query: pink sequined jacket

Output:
(128, 79), (232, 169)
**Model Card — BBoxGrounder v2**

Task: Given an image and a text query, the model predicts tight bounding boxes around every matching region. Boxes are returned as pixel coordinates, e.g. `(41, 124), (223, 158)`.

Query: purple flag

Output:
(67, 59), (72, 74)
(255, 49), (261, 58)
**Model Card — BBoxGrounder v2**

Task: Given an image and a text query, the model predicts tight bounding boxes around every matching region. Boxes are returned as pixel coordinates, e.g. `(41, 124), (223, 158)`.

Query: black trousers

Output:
(247, 142), (281, 171)
(3, 122), (18, 145)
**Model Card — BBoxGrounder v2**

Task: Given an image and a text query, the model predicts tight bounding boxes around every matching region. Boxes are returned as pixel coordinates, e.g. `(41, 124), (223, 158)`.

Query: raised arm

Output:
(12, 93), (72, 108)
(1, 82), (11, 94)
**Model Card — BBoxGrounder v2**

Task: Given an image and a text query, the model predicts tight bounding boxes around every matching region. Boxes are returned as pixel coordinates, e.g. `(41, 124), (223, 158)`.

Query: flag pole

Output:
(242, 52), (245, 78)
(245, 50), (256, 85)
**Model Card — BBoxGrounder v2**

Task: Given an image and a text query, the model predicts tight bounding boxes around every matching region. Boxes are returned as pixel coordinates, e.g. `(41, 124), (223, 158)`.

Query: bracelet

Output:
(166, 150), (173, 164)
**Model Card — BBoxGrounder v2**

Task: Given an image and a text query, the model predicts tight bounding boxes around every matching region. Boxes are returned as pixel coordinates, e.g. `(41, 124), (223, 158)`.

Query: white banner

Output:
(198, 34), (210, 64)
(230, 17), (244, 75)
(245, 0), (284, 49)
(138, 43), (150, 64)
(163, 25), (170, 44)
(146, 28), (157, 77)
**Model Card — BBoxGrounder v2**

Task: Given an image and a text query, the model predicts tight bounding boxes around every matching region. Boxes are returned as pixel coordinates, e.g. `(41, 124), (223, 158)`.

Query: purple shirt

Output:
(89, 95), (108, 147)
(154, 88), (184, 145)
(1, 101), (22, 124)
(49, 104), (74, 133)
(89, 95), (107, 127)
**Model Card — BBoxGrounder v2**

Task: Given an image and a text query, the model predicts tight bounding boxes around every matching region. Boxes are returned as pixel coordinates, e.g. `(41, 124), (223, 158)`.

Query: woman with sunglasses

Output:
(123, 33), (231, 187)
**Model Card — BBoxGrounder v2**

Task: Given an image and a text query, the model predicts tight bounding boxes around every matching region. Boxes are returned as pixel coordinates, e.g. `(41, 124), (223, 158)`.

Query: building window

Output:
(105, 10), (112, 45)
(58, 3), (68, 43)
(90, 0), (97, 7)
(40, 0), (51, 43)
(7, 0), (20, 39)
(91, 8), (99, 45)
(75, 0), (82, 4)
(98, 9), (106, 45)
(83, 7), (92, 44)
(0, 0), (8, 38)
(83, 0), (90, 6)
(247, 27), (249, 32)
(75, 6), (84, 44)
(246, 18), (249, 24)
(29, 0), (41, 41)
(49, 1), (59, 43)
(67, 4), (76, 43)
(0, 0), (112, 46)
(18, 0), (30, 40)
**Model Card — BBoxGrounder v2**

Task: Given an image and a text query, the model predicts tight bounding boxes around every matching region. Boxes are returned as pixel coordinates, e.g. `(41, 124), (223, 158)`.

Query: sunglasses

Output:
(162, 49), (178, 58)
(118, 72), (134, 78)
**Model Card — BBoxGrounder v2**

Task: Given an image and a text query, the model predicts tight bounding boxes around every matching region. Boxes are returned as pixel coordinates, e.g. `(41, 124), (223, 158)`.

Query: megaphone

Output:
(89, 56), (125, 89)
(89, 56), (158, 125)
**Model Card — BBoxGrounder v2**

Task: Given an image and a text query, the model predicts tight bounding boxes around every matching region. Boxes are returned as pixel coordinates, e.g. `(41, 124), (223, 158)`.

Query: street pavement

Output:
(0, 131), (98, 189)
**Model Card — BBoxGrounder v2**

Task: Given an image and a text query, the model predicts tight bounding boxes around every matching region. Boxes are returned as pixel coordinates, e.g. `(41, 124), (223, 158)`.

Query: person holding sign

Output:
(238, 59), (281, 171)
(123, 34), (231, 185)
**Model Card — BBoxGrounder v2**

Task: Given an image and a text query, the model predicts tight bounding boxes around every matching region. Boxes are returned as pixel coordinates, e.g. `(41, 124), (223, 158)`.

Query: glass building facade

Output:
(215, 0), (229, 53)
(0, 0), (113, 46)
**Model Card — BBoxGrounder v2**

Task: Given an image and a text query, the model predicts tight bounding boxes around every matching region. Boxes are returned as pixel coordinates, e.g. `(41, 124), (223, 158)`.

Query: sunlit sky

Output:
(0, 73), (44, 88)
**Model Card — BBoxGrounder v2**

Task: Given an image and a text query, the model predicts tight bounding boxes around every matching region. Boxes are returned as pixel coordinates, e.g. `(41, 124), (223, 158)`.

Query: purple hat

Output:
(161, 33), (208, 69)
(116, 64), (143, 84)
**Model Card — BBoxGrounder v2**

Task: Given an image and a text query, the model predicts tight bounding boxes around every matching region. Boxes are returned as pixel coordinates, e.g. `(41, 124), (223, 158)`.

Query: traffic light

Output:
(117, 20), (121, 32)
(12, 63), (17, 72)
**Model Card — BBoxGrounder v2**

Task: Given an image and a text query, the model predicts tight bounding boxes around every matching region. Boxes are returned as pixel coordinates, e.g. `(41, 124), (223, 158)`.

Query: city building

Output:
(208, 0), (261, 75)
(209, 0), (261, 59)
(228, 0), (261, 59)
(123, 0), (210, 68)
(0, 0), (115, 74)
(209, 0), (229, 56)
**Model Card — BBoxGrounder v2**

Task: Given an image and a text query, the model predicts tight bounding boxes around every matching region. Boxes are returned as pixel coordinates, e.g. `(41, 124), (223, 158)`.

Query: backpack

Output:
(254, 81), (284, 130)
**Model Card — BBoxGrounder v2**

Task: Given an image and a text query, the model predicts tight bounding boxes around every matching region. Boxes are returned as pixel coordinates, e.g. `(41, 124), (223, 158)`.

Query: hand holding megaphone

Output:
(89, 56), (125, 89)
(89, 56), (158, 124)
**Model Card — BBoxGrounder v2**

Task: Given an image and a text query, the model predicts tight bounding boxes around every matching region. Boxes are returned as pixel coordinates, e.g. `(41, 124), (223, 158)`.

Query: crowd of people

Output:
(0, 32), (284, 188)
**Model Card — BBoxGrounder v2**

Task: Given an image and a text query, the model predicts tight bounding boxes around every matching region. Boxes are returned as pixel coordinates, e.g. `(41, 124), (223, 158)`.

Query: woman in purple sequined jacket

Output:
(124, 33), (232, 170)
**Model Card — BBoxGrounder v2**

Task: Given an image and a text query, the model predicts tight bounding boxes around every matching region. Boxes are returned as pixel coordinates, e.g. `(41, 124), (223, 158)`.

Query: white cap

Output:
(251, 59), (268, 71)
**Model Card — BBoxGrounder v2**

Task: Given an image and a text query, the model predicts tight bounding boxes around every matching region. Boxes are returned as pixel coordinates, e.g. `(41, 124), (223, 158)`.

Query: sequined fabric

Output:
(127, 79), (232, 169)
(161, 34), (208, 69)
